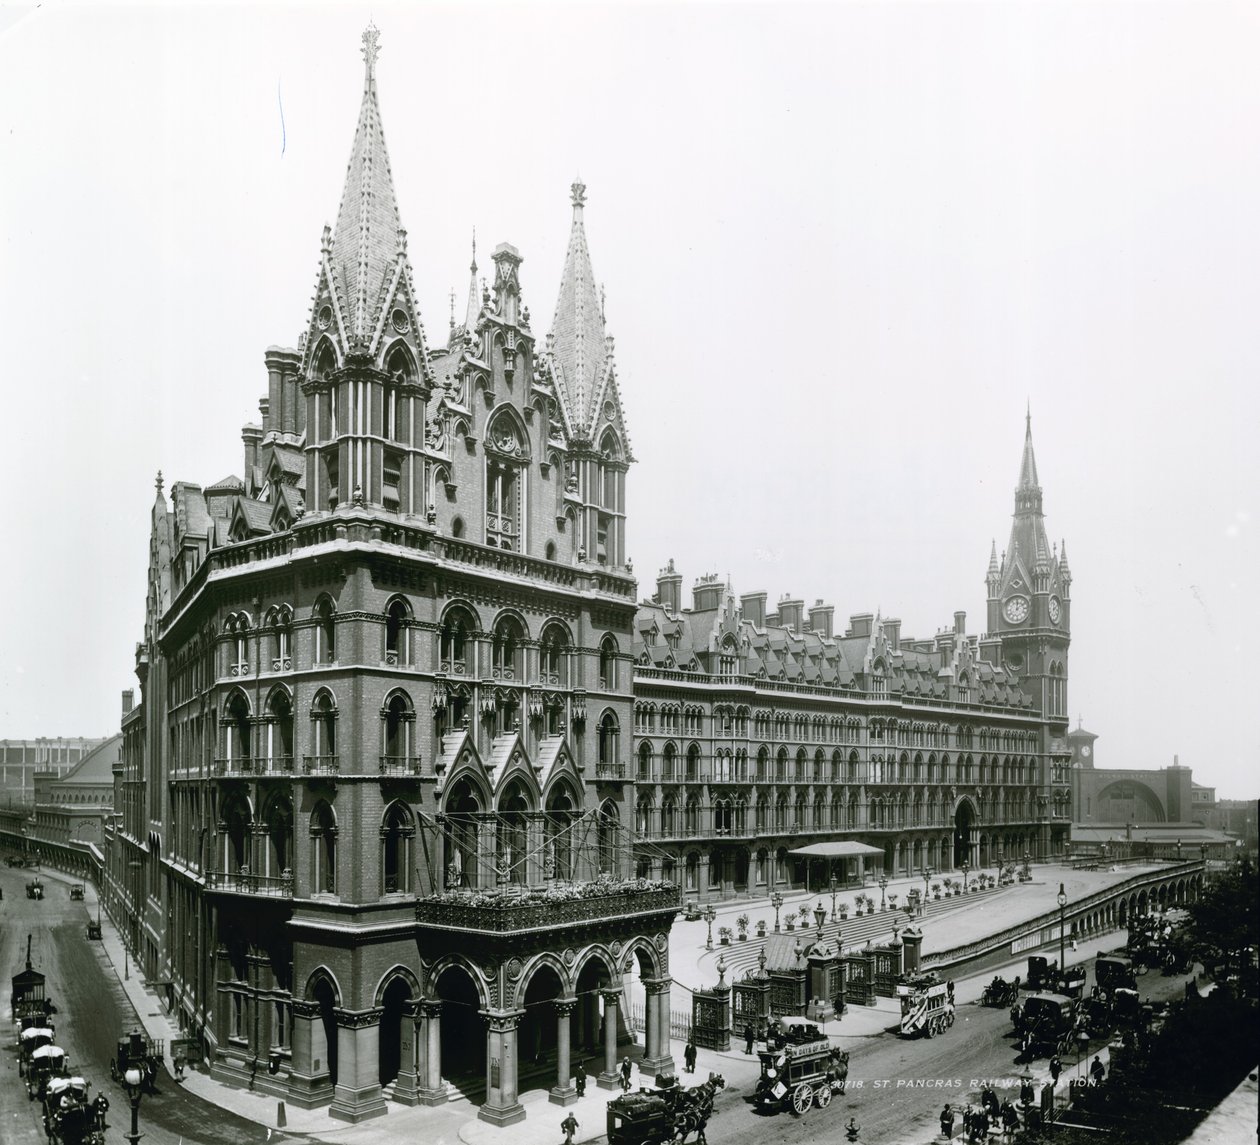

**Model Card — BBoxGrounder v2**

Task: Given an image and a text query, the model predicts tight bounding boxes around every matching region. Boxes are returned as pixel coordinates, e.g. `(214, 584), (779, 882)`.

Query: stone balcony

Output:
(415, 881), (681, 935)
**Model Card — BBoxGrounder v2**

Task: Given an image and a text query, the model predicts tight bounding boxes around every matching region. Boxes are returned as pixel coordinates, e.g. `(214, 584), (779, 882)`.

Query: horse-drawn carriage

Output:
(12, 935), (57, 1030)
(1096, 954), (1138, 993)
(69, 885), (85, 901)
(86, 920), (102, 941)
(607, 1073), (725, 1145)
(981, 975), (1020, 1008)
(43, 1076), (106, 1145)
(27, 1043), (69, 1102)
(110, 1030), (163, 1092)
(1013, 992), (1078, 1056)
(26, 878), (44, 900)
(18, 1025), (56, 1076)
(896, 973), (956, 1038)
(755, 1017), (849, 1115)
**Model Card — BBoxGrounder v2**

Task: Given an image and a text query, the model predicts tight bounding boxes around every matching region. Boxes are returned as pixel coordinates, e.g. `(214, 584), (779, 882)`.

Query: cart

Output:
(607, 1073), (725, 1145)
(1013, 992), (1078, 1056)
(27, 1043), (68, 1102)
(18, 1025), (55, 1076)
(755, 1017), (848, 1115)
(896, 973), (955, 1038)
(86, 921), (102, 941)
(70, 885), (85, 902)
(1095, 954), (1137, 993)
(43, 1075), (105, 1145)
(26, 879), (44, 900)
(110, 1030), (164, 1092)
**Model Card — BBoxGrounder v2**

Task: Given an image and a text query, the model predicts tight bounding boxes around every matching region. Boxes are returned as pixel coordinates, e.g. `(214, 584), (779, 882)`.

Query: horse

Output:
(828, 1049), (850, 1095)
(674, 1073), (725, 1145)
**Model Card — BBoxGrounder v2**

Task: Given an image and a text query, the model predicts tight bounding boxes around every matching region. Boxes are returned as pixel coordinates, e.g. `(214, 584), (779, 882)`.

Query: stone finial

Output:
(570, 179), (587, 208)
(155, 470), (164, 494)
(361, 22), (381, 81)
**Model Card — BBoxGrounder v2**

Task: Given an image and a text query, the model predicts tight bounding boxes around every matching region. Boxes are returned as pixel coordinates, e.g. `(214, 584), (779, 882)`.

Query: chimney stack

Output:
(655, 559), (683, 615)
(883, 617), (901, 649)
(122, 689), (134, 717)
(954, 610), (966, 635)
(693, 574), (724, 612)
(848, 613), (874, 638)
(809, 600), (834, 638)
(778, 596), (804, 633)
(741, 592), (767, 628)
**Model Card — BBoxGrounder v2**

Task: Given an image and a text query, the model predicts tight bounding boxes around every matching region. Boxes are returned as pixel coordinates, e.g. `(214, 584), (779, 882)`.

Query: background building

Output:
(0, 735), (107, 805)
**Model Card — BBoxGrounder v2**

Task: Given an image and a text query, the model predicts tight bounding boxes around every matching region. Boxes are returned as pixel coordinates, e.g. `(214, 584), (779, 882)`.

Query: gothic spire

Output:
(1018, 404), (1040, 492)
(329, 22), (403, 343)
(548, 179), (607, 436)
(464, 228), (480, 333)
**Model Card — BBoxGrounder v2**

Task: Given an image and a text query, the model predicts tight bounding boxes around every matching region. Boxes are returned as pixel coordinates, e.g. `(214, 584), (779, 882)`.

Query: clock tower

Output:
(985, 411), (1072, 723)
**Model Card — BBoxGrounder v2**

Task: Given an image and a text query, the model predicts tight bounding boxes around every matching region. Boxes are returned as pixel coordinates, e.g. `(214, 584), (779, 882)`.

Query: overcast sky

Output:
(1, 2), (1257, 798)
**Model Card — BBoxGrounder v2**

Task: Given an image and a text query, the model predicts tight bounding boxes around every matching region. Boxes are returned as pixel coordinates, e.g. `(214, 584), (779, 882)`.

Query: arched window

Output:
(595, 428), (624, 566)
(270, 606), (293, 671)
(661, 795), (678, 836)
(539, 622), (570, 686)
(598, 635), (619, 689)
(314, 597), (336, 664)
(263, 794), (294, 877)
(381, 802), (413, 894)
(662, 742), (678, 783)
(636, 794), (654, 836)
(383, 344), (414, 443)
(381, 691), (414, 771)
(223, 691), (252, 768)
(264, 688), (294, 771)
(498, 780), (532, 885)
(685, 796), (700, 837)
(546, 785), (577, 881)
(310, 801), (337, 894)
(439, 606), (475, 675)
(491, 614), (524, 679)
(485, 408), (529, 550)
(597, 800), (620, 875)
(444, 778), (483, 888)
(638, 740), (654, 782)
(598, 710), (620, 770)
(226, 614), (251, 677)
(686, 743), (701, 783)
(309, 691), (337, 772)
(221, 792), (252, 871)
(385, 597), (409, 665)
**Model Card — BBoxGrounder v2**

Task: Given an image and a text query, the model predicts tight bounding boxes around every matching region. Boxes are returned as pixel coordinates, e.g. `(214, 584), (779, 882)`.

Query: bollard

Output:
(277, 1100), (287, 1128)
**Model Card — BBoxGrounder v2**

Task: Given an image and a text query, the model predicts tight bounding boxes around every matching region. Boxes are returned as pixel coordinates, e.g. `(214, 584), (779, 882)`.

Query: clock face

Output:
(1081, 745), (1092, 759)
(1003, 596), (1030, 624)
(1048, 596), (1062, 624)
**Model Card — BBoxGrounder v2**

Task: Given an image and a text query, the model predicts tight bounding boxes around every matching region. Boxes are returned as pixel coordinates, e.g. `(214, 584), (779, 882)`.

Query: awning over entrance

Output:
(787, 842), (885, 858)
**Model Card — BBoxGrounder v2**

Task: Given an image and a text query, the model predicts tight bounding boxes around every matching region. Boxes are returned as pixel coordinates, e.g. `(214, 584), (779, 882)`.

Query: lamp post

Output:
(771, 890), (784, 933)
(920, 867), (932, 916)
(814, 902), (827, 930)
(829, 875), (838, 922)
(1057, 882), (1068, 971)
(878, 876), (888, 911)
(702, 903), (717, 951)
(123, 1065), (144, 1145)
(960, 861), (970, 892)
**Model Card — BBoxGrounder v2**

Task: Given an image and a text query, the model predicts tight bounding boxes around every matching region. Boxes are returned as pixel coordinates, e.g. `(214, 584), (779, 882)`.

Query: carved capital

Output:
(552, 997), (579, 1018)
(290, 999), (321, 1020)
(333, 1006), (384, 1030)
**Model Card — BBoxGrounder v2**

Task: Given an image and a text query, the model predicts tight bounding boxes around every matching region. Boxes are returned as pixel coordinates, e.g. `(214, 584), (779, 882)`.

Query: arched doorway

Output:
(519, 964), (565, 1089)
(311, 974), (339, 1086)
(378, 976), (412, 1087)
(434, 964), (484, 1092)
(953, 801), (975, 868)
(574, 955), (615, 1067)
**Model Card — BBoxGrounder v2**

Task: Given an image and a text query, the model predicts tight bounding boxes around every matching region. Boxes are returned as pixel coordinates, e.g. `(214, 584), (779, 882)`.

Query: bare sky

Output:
(1, 2), (1256, 797)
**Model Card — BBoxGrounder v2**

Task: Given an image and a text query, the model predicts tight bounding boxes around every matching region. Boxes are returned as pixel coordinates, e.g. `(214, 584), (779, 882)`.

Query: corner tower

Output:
(986, 411), (1072, 722)
(299, 23), (433, 516)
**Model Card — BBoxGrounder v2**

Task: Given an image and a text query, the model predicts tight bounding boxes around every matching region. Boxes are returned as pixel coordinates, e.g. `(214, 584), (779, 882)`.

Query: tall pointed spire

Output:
(330, 22), (403, 343)
(548, 179), (607, 436)
(463, 228), (480, 332)
(1018, 404), (1040, 491)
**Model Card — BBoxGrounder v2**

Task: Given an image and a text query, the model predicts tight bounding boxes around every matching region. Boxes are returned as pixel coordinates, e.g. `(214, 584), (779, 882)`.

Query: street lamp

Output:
(771, 890), (784, 933)
(878, 876), (888, 911)
(122, 1065), (144, 1145)
(814, 902), (827, 930)
(1057, 882), (1068, 971)
(829, 875), (838, 922)
(920, 867), (932, 916)
(960, 861), (970, 891)
(702, 903), (717, 951)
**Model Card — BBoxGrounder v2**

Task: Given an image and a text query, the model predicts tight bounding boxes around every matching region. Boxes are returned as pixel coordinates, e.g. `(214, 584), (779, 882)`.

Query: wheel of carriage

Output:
(791, 1082), (814, 1114)
(815, 1082), (833, 1109)
(924, 1016), (936, 1038)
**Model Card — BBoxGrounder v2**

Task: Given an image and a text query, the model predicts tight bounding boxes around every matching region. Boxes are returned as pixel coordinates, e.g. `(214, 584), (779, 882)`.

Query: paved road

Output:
(695, 955), (1191, 1145)
(1, 865), (318, 1145)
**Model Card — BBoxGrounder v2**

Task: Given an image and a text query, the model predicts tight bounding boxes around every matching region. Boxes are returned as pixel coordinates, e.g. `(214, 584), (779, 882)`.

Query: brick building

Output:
(107, 27), (676, 1126)
(104, 24), (1085, 1129)
(0, 736), (107, 805)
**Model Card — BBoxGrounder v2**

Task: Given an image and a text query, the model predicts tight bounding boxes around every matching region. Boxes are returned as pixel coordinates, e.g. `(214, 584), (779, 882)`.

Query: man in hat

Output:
(620, 1056), (633, 1092)
(574, 1059), (586, 1098)
(744, 1022), (755, 1054)
(940, 1103), (955, 1139)
(1049, 1054), (1062, 1085)
(1090, 1055), (1105, 1086)
(561, 1111), (579, 1145)
(684, 1039), (697, 1074)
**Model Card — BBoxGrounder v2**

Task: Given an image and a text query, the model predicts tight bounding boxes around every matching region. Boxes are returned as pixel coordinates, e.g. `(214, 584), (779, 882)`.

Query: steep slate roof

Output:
(51, 734), (122, 785)
(330, 23), (403, 342)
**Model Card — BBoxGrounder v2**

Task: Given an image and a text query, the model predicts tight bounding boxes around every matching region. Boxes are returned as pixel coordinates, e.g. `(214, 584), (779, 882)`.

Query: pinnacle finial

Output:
(471, 226), (477, 273)
(361, 22), (381, 84)
(449, 287), (456, 329)
(571, 178), (587, 209)
(155, 470), (164, 494)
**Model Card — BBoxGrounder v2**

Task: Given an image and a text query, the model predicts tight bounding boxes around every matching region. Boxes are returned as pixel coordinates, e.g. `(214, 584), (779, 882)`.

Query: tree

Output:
(1185, 858), (1259, 992)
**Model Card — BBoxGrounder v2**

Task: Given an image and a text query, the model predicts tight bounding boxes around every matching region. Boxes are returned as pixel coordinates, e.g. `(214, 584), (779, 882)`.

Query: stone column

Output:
(549, 998), (579, 1106)
(329, 1007), (388, 1123)
(598, 988), (622, 1090)
(416, 1000), (447, 1106)
(391, 1001), (420, 1106)
(478, 1010), (525, 1126)
(640, 978), (675, 1077)
(282, 998), (334, 1109)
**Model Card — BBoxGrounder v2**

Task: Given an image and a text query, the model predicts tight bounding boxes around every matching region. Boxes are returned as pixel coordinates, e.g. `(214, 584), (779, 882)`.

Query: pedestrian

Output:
(620, 1056), (633, 1092)
(1090, 1055), (1105, 1086)
(1049, 1055), (1062, 1085)
(940, 1103), (955, 1139)
(684, 1039), (697, 1074)
(1071, 937), (1077, 952)
(561, 1111), (579, 1145)
(744, 1022), (755, 1055)
(1020, 1077), (1035, 1107)
(574, 1059), (586, 1098)
(174, 1054), (186, 1082)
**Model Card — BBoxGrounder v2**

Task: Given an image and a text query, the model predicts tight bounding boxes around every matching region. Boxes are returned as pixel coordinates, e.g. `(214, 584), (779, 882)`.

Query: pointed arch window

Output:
(381, 802), (414, 895)
(269, 606), (293, 671)
(485, 409), (529, 550)
(597, 800), (621, 875)
(310, 801), (337, 895)
(491, 614), (523, 679)
(314, 597), (336, 664)
(539, 622), (570, 686)
(308, 691), (338, 773)
(385, 597), (410, 665)
(381, 691), (416, 772)
(596, 428), (624, 566)
(263, 794), (294, 877)
(264, 688), (294, 772)
(222, 691), (252, 770)
(598, 635), (619, 690)
(546, 786), (576, 881)
(597, 710), (620, 769)
(221, 791), (252, 871)
(439, 606), (475, 675)
(445, 778), (483, 889)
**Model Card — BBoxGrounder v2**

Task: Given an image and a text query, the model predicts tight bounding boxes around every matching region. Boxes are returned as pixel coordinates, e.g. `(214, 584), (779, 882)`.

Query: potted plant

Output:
(887, 893), (899, 911)
(797, 904), (811, 928)
(786, 914), (796, 931)
(839, 901), (850, 920)
(932, 882), (942, 900)
(718, 926), (733, 946)
(756, 919), (767, 938)
(736, 913), (750, 941)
